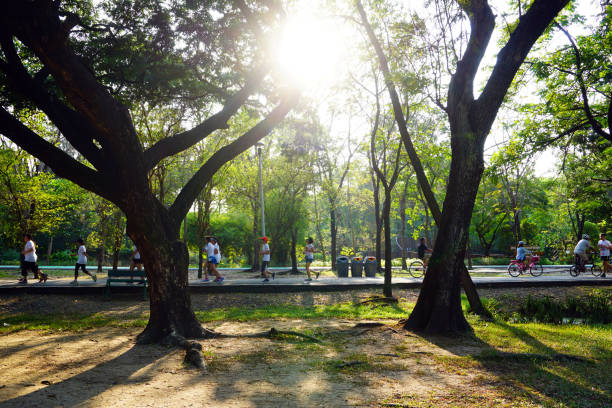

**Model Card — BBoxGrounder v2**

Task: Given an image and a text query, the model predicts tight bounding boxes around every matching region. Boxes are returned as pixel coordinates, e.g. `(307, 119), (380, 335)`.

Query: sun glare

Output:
(275, 12), (346, 89)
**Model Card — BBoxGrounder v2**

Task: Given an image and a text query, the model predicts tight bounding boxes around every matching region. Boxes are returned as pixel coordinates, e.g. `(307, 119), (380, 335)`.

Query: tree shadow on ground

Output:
(413, 319), (612, 407)
(0, 332), (174, 408)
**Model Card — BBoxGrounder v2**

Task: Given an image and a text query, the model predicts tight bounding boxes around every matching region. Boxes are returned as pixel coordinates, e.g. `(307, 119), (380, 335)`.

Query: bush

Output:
(1, 248), (20, 262)
(516, 292), (611, 324)
(50, 250), (76, 262)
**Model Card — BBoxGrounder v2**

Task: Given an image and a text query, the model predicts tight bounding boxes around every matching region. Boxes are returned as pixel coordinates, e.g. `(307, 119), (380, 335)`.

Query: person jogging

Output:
(19, 233), (46, 284)
(72, 238), (96, 285)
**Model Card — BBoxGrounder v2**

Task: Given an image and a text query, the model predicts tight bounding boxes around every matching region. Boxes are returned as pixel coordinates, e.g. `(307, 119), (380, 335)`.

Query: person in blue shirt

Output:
(516, 241), (530, 268)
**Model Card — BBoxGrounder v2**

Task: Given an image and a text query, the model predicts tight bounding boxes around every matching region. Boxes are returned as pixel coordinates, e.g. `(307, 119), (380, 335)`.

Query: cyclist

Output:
(573, 234), (594, 271)
(417, 237), (432, 266)
(516, 241), (530, 268)
(597, 233), (611, 278)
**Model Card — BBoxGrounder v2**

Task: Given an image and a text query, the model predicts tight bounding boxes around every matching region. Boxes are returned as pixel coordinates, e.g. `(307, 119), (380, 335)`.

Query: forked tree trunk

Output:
(404, 141), (484, 332)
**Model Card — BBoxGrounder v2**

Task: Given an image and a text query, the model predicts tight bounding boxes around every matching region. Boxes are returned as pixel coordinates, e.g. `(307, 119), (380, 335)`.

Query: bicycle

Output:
(408, 259), (427, 278)
(507, 255), (543, 277)
(569, 254), (602, 277)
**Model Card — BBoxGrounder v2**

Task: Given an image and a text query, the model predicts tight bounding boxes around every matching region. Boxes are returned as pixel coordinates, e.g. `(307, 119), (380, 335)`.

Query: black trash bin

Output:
(336, 256), (349, 278)
(351, 257), (363, 277)
(364, 256), (377, 277)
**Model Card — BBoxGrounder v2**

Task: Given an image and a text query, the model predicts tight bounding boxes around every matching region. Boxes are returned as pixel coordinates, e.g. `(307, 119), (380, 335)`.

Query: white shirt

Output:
(304, 244), (315, 258)
(24, 240), (37, 262)
(598, 240), (611, 257)
(206, 242), (215, 258)
(574, 239), (591, 254)
(77, 245), (87, 264)
(214, 243), (221, 262)
(133, 246), (140, 260)
(261, 243), (270, 262)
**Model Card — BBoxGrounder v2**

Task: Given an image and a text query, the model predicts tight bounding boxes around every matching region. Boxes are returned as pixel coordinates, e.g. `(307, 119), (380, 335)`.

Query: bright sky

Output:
(274, 0), (602, 177)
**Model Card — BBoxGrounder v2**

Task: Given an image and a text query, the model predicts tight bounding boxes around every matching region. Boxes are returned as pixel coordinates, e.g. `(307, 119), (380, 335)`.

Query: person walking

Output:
(129, 245), (144, 282)
(201, 237), (211, 282)
(211, 237), (224, 284)
(19, 233), (46, 284)
(260, 236), (274, 282)
(204, 237), (223, 283)
(304, 237), (318, 281)
(72, 238), (96, 285)
(597, 233), (611, 278)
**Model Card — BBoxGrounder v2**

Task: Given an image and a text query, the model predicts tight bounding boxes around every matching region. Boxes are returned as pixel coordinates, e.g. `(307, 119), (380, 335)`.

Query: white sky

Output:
(275, 0), (602, 178)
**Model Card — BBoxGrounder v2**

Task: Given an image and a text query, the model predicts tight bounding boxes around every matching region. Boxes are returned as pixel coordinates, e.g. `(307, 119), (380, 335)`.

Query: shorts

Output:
(418, 253), (425, 260)
(516, 256), (526, 262)
(602, 255), (610, 262)
(75, 263), (87, 273)
(261, 260), (269, 273)
(305, 256), (314, 263)
(574, 252), (588, 262)
(207, 256), (218, 265)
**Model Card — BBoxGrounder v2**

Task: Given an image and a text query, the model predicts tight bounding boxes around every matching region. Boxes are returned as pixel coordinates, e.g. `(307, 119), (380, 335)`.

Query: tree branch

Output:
(0, 35), (107, 171)
(554, 21), (611, 142)
(475, 0), (570, 135)
(0, 106), (112, 200)
(143, 67), (268, 170)
(168, 91), (299, 225)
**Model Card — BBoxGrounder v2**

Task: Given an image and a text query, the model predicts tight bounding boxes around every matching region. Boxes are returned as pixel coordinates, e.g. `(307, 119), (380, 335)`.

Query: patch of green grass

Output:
(0, 312), (146, 334)
(194, 301), (413, 322)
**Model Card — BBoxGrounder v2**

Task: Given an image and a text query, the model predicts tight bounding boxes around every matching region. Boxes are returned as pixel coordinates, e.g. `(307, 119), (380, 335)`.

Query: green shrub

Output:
(516, 292), (611, 324)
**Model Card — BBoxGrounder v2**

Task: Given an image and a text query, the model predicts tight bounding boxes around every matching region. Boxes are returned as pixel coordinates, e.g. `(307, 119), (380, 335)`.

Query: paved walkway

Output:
(0, 271), (609, 295)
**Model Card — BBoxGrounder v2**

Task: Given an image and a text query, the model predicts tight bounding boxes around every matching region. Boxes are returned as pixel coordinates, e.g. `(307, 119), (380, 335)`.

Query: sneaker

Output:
(92, 274), (97, 282)
(304, 278), (313, 282)
(262, 278), (269, 283)
(216, 277), (224, 284)
(202, 278), (210, 282)
(18, 278), (27, 285)
(70, 280), (78, 286)
(315, 271), (320, 279)
(602, 273), (607, 278)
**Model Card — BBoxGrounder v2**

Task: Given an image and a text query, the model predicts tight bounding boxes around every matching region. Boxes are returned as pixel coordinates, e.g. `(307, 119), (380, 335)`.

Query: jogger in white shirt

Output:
(72, 238), (97, 285)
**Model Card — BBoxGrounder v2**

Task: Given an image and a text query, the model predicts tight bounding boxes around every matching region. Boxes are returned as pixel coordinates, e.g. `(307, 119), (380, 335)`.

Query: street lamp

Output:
(256, 142), (266, 237)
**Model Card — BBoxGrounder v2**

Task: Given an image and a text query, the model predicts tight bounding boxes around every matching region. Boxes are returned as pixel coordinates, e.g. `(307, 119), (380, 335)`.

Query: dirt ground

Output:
(0, 287), (605, 407)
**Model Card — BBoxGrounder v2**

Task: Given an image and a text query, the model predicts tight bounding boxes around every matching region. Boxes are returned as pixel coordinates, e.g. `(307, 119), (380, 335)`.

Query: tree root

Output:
(161, 331), (207, 373)
(356, 296), (398, 306)
(219, 327), (322, 343)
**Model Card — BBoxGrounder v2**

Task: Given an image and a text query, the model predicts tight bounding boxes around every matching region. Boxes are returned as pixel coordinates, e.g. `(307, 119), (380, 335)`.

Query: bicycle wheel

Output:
(591, 264), (603, 277)
(408, 260), (424, 278)
(530, 264), (543, 277)
(569, 265), (580, 277)
(508, 264), (521, 277)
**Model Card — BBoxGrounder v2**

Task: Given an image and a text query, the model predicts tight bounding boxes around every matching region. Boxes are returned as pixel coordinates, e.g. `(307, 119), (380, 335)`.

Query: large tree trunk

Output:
(127, 198), (211, 344)
(371, 171), (382, 271)
(404, 140), (484, 333)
